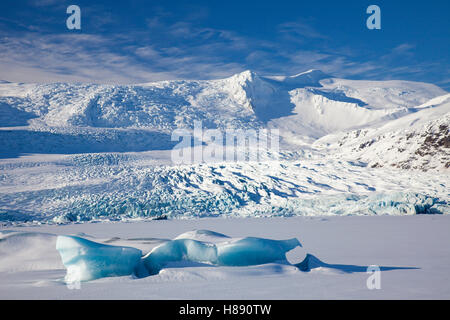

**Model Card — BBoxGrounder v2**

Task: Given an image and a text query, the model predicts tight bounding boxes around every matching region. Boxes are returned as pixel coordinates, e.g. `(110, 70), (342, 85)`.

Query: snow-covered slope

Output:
(0, 69), (445, 133)
(0, 75), (260, 130)
(316, 94), (450, 171)
(1, 69), (447, 157)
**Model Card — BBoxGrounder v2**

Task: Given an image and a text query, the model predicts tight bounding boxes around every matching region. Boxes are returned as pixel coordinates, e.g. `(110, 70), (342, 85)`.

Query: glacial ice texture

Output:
(2, 154), (448, 225)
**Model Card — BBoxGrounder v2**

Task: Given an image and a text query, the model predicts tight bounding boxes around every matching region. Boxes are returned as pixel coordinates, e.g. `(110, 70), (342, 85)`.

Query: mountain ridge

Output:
(0, 69), (448, 170)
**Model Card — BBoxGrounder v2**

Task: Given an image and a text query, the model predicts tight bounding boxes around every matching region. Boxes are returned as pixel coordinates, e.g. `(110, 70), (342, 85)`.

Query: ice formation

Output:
(56, 235), (142, 282)
(56, 231), (302, 282)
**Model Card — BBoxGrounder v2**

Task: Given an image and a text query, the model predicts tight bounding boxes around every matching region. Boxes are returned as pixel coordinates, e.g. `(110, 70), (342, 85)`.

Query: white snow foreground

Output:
(2, 216), (449, 299)
(55, 230), (302, 282)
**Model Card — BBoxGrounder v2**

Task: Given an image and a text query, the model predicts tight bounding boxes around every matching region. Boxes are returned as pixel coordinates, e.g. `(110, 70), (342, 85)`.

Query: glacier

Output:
(1, 151), (448, 225)
(56, 231), (302, 282)
(0, 69), (448, 225)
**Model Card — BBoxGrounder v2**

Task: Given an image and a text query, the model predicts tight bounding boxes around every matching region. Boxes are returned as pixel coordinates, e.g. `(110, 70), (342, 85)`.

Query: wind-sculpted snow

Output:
(0, 231), (63, 272)
(55, 231), (302, 282)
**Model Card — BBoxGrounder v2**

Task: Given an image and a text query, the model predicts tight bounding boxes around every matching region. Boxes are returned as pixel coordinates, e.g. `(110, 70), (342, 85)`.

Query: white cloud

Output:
(0, 15), (446, 90)
(277, 21), (327, 40)
(0, 30), (247, 83)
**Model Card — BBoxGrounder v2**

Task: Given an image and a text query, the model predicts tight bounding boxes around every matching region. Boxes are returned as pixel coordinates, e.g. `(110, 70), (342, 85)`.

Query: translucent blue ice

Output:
(56, 232), (302, 281)
(56, 235), (143, 282)
(216, 237), (301, 266)
(143, 239), (219, 275)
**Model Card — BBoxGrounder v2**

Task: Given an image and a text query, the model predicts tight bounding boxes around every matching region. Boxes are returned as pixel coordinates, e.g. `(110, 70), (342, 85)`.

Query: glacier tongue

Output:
(1, 154), (448, 225)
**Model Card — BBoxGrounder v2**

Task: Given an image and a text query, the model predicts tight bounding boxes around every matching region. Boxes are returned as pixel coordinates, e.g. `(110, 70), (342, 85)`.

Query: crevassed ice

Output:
(57, 192), (448, 223)
(56, 231), (302, 282)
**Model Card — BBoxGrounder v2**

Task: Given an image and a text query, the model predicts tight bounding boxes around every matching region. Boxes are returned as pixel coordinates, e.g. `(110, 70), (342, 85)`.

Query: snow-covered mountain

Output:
(0, 70), (448, 224)
(0, 69), (445, 129)
(0, 70), (445, 128)
(316, 94), (450, 171)
(0, 69), (447, 156)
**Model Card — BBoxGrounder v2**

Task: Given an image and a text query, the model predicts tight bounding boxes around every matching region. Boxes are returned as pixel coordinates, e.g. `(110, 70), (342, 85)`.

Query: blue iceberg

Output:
(56, 231), (302, 282)
(216, 237), (301, 267)
(56, 235), (143, 282)
(142, 239), (218, 275)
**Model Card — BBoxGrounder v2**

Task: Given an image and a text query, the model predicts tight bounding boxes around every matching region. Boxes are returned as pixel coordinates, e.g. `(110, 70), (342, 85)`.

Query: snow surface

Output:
(1, 216), (450, 299)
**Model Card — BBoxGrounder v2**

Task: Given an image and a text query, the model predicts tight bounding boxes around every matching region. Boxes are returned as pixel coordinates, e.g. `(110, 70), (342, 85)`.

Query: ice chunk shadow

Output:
(296, 254), (419, 273)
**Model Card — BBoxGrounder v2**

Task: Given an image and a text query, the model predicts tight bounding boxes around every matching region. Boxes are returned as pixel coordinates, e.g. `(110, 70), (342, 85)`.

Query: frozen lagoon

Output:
(1, 215), (449, 299)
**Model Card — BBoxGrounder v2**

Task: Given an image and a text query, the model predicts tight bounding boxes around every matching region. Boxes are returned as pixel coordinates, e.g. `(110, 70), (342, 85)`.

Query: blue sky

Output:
(0, 0), (449, 90)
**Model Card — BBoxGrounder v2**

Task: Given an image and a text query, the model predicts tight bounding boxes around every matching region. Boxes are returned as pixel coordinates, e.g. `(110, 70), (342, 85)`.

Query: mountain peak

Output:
(227, 70), (260, 84)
